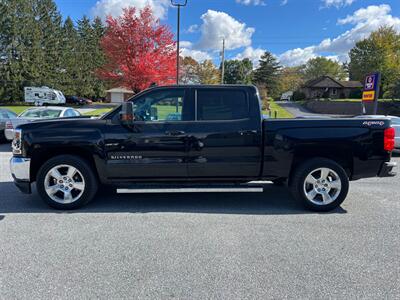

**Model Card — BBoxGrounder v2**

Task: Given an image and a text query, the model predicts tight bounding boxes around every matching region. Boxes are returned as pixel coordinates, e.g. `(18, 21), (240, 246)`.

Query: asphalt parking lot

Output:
(0, 142), (399, 299)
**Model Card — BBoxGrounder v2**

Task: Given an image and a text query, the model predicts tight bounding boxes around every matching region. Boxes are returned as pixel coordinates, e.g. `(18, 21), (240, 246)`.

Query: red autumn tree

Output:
(98, 6), (176, 92)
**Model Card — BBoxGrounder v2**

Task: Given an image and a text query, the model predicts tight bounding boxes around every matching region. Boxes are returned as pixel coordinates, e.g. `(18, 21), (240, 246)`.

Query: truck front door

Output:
(103, 87), (194, 180)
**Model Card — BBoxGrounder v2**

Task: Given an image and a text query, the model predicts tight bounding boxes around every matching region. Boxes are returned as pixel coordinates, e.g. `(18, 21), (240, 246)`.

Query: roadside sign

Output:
(362, 91), (375, 101)
(362, 72), (381, 114)
(362, 72), (380, 101)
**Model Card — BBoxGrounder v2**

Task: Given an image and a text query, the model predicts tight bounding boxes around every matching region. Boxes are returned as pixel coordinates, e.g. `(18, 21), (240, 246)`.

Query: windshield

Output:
(20, 109), (62, 118)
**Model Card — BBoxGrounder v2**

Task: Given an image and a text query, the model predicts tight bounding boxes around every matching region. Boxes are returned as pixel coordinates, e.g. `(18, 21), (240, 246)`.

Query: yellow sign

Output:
(362, 91), (375, 101)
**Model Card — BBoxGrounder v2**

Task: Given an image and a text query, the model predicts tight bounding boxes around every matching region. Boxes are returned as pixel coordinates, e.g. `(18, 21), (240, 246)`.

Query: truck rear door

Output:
(187, 87), (263, 179)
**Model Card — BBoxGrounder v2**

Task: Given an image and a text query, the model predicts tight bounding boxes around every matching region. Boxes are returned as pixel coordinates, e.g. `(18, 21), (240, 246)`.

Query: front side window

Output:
(196, 89), (249, 121)
(132, 89), (186, 122)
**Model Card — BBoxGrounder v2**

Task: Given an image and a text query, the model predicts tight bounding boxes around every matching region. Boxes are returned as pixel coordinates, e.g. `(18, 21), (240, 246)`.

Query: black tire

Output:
(290, 158), (349, 212)
(36, 155), (98, 210)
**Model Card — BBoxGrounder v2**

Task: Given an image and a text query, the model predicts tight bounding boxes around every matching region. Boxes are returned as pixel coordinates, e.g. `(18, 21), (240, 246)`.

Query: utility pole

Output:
(221, 38), (225, 84)
(171, 0), (188, 85)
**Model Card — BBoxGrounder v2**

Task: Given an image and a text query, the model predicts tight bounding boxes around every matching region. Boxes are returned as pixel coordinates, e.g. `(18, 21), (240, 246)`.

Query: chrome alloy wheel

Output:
(44, 165), (85, 204)
(303, 167), (342, 205)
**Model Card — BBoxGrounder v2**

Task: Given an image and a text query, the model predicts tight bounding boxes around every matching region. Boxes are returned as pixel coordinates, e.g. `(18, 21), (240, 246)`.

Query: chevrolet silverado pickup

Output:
(10, 85), (397, 211)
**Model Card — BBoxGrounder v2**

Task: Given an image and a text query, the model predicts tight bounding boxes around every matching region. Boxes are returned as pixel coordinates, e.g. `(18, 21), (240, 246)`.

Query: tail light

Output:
(384, 127), (395, 152)
(12, 129), (22, 155)
(5, 121), (13, 129)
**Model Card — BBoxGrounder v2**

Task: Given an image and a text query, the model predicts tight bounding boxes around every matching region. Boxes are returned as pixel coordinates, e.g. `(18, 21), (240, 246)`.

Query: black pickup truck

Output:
(10, 85), (397, 211)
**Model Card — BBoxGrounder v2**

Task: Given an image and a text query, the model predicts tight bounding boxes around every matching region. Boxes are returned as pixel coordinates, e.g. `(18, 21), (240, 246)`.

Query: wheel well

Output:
(30, 148), (99, 182)
(289, 151), (353, 184)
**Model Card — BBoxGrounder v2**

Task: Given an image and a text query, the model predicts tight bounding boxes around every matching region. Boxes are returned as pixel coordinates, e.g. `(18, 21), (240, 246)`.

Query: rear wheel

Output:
(36, 155), (98, 210)
(290, 158), (349, 212)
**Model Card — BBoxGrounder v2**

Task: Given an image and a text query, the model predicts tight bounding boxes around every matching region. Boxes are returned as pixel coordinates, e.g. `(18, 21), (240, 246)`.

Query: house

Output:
(300, 76), (362, 100)
(105, 87), (135, 103)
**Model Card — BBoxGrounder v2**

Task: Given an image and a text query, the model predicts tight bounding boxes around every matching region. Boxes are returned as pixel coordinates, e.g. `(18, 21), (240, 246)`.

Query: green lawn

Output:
(265, 101), (294, 118)
(83, 108), (113, 116)
(2, 106), (33, 115)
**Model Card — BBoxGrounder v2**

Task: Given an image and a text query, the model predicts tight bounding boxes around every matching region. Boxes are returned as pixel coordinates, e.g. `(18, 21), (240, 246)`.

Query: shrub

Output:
(292, 91), (306, 101)
(349, 89), (362, 99)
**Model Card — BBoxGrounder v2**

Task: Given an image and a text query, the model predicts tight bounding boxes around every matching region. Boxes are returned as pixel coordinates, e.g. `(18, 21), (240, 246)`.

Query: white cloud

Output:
(179, 41), (211, 62)
(337, 4), (391, 25)
(186, 24), (199, 33)
(281, 0), (288, 5)
(91, 0), (170, 20)
(279, 47), (317, 66)
(323, 0), (356, 8)
(235, 46), (265, 68)
(195, 10), (255, 51)
(180, 48), (211, 62)
(236, 0), (266, 6)
(180, 41), (193, 48)
(278, 4), (400, 66)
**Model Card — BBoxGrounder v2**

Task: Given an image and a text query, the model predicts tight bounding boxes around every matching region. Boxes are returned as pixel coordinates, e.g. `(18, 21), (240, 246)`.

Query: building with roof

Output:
(300, 76), (363, 100)
(105, 87), (135, 103)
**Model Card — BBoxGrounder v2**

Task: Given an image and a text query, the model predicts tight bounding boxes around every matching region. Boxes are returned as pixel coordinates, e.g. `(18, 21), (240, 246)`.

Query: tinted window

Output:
(132, 89), (187, 122)
(196, 89), (249, 121)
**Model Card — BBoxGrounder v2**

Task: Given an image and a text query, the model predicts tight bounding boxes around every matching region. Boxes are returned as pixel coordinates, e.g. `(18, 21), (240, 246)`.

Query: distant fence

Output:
(304, 100), (400, 116)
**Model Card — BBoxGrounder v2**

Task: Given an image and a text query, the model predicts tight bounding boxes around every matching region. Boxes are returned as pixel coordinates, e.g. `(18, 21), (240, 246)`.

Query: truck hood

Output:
(16, 117), (103, 132)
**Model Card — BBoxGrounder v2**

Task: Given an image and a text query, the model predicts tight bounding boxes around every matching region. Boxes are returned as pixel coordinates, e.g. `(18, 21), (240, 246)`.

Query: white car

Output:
(354, 115), (400, 150)
(5, 106), (81, 141)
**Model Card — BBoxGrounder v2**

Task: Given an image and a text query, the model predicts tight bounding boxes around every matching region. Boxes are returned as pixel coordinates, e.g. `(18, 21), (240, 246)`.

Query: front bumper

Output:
(10, 157), (32, 194)
(378, 161), (397, 177)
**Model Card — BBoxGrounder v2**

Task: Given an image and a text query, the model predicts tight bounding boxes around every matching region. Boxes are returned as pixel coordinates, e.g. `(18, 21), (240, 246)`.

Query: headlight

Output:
(12, 129), (22, 155)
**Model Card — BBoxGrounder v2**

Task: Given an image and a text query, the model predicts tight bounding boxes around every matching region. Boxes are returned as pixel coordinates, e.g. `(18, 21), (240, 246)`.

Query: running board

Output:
(117, 186), (264, 194)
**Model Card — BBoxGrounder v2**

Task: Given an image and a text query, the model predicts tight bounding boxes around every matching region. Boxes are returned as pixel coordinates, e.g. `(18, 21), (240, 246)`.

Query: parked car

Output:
(5, 106), (81, 141)
(9, 85), (396, 211)
(66, 96), (93, 106)
(0, 108), (17, 142)
(354, 115), (400, 150)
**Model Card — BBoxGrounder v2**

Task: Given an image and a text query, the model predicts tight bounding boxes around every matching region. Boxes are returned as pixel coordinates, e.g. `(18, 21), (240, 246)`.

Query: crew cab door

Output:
(103, 87), (194, 180)
(187, 87), (263, 179)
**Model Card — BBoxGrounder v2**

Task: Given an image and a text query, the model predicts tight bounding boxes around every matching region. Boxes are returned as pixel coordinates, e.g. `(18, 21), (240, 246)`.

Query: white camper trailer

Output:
(24, 87), (66, 106)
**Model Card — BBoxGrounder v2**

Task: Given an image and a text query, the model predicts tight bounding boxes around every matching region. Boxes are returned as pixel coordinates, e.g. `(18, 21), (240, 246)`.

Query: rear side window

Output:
(196, 89), (249, 121)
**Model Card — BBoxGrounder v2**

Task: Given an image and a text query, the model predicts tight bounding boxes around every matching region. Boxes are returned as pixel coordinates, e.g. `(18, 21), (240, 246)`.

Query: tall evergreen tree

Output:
(222, 58), (253, 84)
(60, 16), (79, 95)
(253, 51), (281, 98)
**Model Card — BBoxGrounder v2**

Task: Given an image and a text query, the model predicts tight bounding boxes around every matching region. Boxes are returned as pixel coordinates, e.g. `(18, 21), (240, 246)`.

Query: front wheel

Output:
(36, 155), (98, 210)
(290, 158), (349, 212)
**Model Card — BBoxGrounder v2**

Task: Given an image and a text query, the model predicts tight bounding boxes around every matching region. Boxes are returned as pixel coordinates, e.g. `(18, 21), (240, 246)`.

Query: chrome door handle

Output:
(165, 130), (186, 136)
(239, 130), (257, 136)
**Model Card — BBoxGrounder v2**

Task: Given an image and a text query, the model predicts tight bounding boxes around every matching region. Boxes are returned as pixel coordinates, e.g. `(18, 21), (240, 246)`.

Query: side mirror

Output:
(120, 102), (134, 125)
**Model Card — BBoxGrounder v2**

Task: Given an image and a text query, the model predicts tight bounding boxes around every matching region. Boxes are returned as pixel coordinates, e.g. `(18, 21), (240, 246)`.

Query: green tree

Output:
(180, 56), (200, 84)
(277, 66), (305, 96)
(303, 57), (346, 81)
(197, 60), (220, 84)
(253, 51), (281, 98)
(349, 26), (400, 99)
(59, 16), (79, 95)
(222, 58), (253, 84)
(0, 0), (34, 101)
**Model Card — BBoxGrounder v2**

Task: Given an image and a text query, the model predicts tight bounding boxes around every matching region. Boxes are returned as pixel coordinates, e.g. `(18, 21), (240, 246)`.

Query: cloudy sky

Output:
(55, 0), (400, 67)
